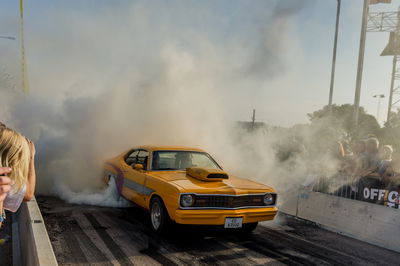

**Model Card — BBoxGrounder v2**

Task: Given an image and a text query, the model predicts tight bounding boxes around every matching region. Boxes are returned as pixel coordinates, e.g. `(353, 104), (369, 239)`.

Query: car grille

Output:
(190, 194), (275, 209)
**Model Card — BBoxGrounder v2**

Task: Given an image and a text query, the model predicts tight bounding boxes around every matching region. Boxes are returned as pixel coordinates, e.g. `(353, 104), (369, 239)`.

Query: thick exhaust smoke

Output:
(0, 0), (329, 207)
(54, 179), (132, 208)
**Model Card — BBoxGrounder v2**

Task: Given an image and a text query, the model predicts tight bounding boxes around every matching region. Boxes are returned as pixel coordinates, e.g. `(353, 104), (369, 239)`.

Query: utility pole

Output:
(387, 55), (397, 121)
(329, 0), (341, 111)
(19, 0), (29, 93)
(251, 109), (256, 129)
(353, 0), (370, 127)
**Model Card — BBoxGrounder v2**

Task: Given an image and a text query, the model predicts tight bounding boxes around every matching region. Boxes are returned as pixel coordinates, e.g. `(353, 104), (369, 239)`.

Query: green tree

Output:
(385, 109), (400, 128)
(307, 104), (380, 141)
(381, 109), (400, 158)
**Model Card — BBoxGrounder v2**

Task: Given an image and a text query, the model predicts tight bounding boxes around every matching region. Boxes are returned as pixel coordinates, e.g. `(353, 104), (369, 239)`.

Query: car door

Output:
(121, 149), (149, 208)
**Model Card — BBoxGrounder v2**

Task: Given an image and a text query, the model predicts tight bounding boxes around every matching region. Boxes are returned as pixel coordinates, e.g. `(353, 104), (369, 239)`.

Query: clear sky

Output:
(1, 0), (400, 127)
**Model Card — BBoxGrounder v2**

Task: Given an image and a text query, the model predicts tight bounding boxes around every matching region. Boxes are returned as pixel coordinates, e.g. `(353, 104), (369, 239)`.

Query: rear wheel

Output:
(104, 174), (121, 201)
(104, 171), (112, 185)
(150, 197), (170, 234)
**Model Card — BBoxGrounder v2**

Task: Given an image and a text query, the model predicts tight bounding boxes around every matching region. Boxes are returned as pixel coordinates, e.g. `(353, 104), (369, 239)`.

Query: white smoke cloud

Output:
(0, 0), (322, 207)
(53, 178), (132, 207)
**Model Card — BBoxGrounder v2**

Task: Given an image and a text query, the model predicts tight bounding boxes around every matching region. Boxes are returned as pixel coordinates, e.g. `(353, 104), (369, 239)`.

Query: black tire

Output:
(105, 176), (121, 201)
(104, 171), (111, 185)
(150, 197), (170, 234)
(239, 222), (258, 234)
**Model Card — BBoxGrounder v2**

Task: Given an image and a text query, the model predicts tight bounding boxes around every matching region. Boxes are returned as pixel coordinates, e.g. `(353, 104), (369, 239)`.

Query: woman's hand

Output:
(27, 139), (35, 159)
(24, 139), (36, 201)
(0, 168), (12, 202)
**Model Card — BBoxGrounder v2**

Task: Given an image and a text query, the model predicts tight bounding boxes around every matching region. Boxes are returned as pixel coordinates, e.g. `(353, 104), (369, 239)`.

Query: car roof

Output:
(136, 145), (206, 152)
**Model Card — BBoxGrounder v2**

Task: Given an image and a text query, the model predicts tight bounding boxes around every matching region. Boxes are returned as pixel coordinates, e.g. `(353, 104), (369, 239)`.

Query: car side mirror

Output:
(134, 164), (144, 170)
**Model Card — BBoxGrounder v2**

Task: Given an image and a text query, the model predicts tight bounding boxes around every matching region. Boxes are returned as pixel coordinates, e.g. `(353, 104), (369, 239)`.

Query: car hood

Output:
(150, 171), (275, 194)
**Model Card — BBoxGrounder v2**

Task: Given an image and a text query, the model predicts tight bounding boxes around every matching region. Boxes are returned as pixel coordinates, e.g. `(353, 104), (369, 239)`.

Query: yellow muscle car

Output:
(104, 145), (278, 233)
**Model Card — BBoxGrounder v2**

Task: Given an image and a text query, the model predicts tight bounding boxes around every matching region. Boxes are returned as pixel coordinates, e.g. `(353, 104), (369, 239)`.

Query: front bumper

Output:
(174, 207), (278, 225)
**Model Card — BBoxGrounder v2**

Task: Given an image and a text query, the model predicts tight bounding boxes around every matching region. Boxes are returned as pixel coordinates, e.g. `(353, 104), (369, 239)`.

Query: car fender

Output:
(145, 177), (181, 221)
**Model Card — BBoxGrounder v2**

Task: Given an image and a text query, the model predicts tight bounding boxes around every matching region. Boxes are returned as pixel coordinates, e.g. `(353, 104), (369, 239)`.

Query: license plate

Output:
(224, 217), (243, 228)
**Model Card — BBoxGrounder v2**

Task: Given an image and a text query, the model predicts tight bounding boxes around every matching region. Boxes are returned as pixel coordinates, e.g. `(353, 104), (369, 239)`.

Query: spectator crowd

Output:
(315, 135), (400, 207)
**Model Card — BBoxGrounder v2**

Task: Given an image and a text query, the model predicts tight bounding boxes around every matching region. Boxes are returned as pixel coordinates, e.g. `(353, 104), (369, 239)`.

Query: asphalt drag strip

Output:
(37, 196), (400, 266)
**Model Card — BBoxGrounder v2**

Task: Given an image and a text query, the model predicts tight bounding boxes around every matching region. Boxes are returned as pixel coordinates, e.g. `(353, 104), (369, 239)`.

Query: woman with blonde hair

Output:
(0, 123), (12, 208)
(0, 128), (36, 227)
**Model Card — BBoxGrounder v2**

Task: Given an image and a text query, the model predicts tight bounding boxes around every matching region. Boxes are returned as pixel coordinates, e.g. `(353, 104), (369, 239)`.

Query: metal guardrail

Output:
(311, 174), (400, 208)
(312, 173), (358, 199)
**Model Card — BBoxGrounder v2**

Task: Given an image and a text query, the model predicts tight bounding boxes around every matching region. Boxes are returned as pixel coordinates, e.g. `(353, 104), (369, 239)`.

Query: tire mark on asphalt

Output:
(84, 213), (134, 266)
(101, 211), (150, 251)
(218, 237), (284, 265)
(237, 240), (310, 265)
(103, 211), (182, 265)
(198, 252), (252, 266)
(72, 213), (118, 265)
(284, 218), (398, 266)
(221, 229), (318, 265)
(56, 219), (89, 264)
(169, 236), (255, 266)
(140, 242), (179, 266)
(71, 222), (113, 265)
(255, 226), (365, 265)
(169, 229), (293, 265)
(39, 197), (400, 266)
(107, 210), (285, 266)
(231, 227), (360, 266)
(142, 228), (248, 265)
(95, 212), (161, 265)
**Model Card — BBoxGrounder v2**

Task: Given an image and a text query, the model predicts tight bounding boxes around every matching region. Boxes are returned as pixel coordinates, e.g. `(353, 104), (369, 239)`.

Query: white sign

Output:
(363, 187), (400, 208)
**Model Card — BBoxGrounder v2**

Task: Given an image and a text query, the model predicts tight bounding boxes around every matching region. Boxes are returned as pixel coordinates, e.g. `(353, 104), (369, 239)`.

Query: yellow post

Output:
(20, 0), (30, 93)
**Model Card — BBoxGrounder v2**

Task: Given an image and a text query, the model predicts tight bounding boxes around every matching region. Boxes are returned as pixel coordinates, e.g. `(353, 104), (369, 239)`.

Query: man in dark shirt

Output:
(353, 137), (383, 201)
(359, 137), (380, 176)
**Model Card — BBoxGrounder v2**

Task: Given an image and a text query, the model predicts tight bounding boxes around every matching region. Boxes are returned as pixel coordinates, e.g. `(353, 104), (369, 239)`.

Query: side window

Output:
(125, 150), (139, 165)
(137, 150), (149, 170)
(152, 151), (176, 170)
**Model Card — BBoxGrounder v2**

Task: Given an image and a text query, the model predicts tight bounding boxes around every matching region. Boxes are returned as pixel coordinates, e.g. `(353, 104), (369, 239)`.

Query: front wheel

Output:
(150, 197), (170, 234)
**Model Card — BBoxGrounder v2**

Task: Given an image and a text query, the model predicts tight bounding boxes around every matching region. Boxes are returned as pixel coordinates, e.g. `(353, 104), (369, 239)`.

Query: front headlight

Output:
(263, 193), (275, 205)
(180, 194), (195, 207)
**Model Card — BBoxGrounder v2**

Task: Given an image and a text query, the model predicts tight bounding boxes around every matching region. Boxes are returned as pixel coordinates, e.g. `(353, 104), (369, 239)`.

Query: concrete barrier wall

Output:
(278, 190), (299, 217)
(17, 198), (58, 266)
(280, 189), (400, 253)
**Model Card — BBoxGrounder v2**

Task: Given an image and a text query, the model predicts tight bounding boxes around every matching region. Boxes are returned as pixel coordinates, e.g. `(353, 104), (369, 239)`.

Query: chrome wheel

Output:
(150, 197), (170, 234)
(151, 200), (162, 230)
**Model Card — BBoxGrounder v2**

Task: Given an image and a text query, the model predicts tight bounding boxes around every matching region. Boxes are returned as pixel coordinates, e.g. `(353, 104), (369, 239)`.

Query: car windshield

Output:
(151, 151), (221, 171)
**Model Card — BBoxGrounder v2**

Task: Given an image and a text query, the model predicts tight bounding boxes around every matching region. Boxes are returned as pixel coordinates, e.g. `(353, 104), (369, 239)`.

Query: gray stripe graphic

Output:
(123, 178), (154, 196)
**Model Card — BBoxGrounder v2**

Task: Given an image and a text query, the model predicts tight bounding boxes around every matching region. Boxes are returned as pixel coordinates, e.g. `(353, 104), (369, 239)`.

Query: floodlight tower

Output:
(353, 0), (392, 127)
